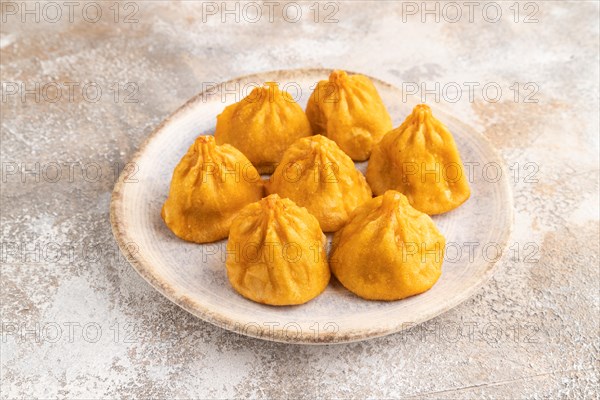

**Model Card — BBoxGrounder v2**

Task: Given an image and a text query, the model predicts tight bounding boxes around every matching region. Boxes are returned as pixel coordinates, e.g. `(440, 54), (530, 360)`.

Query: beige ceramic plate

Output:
(110, 69), (513, 344)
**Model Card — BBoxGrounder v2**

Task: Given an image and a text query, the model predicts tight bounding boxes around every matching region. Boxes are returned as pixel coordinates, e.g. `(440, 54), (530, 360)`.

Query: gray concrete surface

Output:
(1, 1), (599, 398)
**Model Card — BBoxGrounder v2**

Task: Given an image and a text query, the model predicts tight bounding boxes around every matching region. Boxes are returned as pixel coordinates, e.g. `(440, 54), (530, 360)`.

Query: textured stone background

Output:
(1, 1), (599, 398)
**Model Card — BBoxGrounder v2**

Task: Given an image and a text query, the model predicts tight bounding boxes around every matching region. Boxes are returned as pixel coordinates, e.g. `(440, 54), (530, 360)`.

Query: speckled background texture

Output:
(1, 1), (599, 398)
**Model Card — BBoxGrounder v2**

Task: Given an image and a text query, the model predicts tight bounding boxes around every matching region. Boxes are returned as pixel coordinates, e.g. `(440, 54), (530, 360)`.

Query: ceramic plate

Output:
(110, 69), (513, 344)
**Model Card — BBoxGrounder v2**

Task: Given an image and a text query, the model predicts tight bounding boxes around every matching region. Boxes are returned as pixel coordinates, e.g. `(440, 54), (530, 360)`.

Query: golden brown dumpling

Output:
(330, 190), (445, 301)
(366, 104), (471, 215)
(305, 70), (392, 161)
(226, 194), (330, 306)
(266, 135), (372, 232)
(161, 135), (263, 243)
(215, 82), (312, 174)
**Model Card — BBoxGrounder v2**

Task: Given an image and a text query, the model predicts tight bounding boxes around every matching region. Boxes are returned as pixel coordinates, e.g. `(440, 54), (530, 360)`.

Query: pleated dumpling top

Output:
(367, 104), (471, 215)
(306, 70), (392, 161)
(330, 190), (445, 301)
(226, 194), (330, 306)
(266, 135), (372, 232)
(215, 82), (312, 174)
(161, 135), (263, 243)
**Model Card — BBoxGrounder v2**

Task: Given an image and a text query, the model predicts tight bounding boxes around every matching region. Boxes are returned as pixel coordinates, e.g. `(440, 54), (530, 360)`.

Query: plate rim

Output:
(110, 68), (514, 344)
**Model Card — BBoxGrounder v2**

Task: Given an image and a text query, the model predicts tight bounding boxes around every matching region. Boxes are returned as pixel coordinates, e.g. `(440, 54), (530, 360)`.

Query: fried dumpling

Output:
(266, 135), (372, 232)
(330, 190), (445, 301)
(161, 135), (263, 243)
(305, 70), (392, 161)
(215, 82), (312, 174)
(366, 104), (471, 215)
(226, 194), (330, 306)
